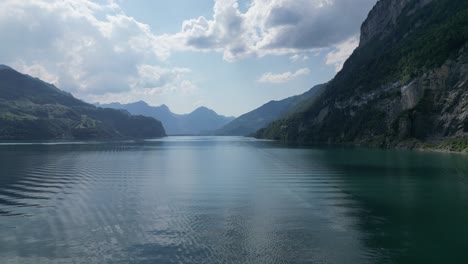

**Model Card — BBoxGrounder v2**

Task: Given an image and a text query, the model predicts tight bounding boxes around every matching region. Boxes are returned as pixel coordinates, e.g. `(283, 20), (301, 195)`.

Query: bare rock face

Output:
(326, 44), (466, 143)
(390, 47), (466, 140)
(256, 0), (467, 151)
(302, 44), (467, 143)
(360, 0), (433, 46)
(401, 81), (425, 110)
(397, 47), (467, 139)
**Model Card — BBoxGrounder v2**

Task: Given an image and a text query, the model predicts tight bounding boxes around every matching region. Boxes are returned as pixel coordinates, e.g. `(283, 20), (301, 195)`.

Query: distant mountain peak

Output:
(191, 106), (216, 115)
(159, 104), (170, 110)
(100, 101), (234, 135)
(133, 100), (149, 106)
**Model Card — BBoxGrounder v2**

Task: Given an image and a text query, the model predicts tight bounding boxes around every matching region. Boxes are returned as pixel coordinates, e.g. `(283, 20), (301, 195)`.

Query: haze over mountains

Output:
(99, 83), (327, 137)
(216, 84), (327, 136)
(97, 101), (235, 135)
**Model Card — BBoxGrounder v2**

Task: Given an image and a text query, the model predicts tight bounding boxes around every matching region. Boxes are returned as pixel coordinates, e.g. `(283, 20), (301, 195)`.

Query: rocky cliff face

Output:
(360, 0), (432, 46)
(324, 44), (467, 144)
(396, 48), (467, 139)
(256, 0), (468, 152)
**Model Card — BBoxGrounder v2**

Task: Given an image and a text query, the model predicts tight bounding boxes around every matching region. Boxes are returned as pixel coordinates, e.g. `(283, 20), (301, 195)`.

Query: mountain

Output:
(97, 101), (235, 135)
(255, 0), (468, 152)
(184, 106), (235, 134)
(0, 66), (166, 140)
(217, 84), (327, 136)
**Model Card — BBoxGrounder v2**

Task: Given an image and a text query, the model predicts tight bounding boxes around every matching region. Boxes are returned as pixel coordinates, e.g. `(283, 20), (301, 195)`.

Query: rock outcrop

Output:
(256, 0), (468, 152)
(360, 0), (432, 46)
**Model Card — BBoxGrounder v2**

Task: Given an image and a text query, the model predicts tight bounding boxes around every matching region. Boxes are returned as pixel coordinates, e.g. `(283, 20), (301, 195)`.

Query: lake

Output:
(0, 136), (467, 263)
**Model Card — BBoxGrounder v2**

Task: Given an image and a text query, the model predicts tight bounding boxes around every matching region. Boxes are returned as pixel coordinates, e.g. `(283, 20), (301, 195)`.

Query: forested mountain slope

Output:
(256, 0), (468, 152)
(0, 66), (166, 140)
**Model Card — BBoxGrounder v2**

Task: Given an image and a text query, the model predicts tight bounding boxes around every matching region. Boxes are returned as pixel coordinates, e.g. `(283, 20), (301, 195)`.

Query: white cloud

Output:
(161, 0), (376, 61)
(0, 0), (192, 103)
(85, 65), (197, 104)
(325, 35), (359, 72)
(289, 54), (310, 62)
(193, 100), (205, 107)
(0, 0), (376, 105)
(258, 68), (310, 83)
(135, 65), (191, 89)
(15, 61), (59, 85)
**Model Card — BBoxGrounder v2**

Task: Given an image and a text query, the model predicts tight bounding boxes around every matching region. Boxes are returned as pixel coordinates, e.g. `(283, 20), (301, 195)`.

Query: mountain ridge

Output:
(97, 101), (235, 135)
(216, 84), (327, 136)
(255, 0), (468, 152)
(0, 66), (166, 140)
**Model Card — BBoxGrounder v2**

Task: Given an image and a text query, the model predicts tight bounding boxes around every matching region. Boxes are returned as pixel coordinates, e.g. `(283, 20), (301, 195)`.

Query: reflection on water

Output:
(0, 137), (467, 263)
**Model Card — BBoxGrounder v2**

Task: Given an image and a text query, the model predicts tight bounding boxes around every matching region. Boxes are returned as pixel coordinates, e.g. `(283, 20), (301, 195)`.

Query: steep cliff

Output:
(256, 0), (468, 152)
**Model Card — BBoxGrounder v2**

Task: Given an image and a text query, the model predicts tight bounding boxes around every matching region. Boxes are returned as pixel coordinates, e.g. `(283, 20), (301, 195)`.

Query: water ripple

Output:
(0, 138), (467, 263)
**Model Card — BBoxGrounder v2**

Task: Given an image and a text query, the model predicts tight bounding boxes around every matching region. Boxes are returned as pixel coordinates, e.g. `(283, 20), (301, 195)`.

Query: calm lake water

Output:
(0, 136), (467, 263)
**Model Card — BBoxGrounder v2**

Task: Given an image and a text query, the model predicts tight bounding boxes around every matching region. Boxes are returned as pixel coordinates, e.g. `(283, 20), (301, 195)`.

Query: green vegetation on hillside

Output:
(333, 0), (467, 99)
(217, 84), (326, 136)
(0, 67), (166, 140)
(255, 0), (468, 150)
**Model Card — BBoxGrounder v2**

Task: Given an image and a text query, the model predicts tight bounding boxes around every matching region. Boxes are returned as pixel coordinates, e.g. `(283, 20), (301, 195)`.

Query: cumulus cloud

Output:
(258, 68), (310, 83)
(136, 65), (191, 89)
(0, 0), (192, 103)
(15, 62), (60, 85)
(289, 54), (310, 62)
(325, 35), (360, 72)
(0, 0), (376, 104)
(164, 0), (376, 61)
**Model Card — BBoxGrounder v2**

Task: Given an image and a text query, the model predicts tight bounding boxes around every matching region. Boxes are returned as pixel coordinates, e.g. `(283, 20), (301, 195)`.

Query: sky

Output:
(0, 0), (377, 116)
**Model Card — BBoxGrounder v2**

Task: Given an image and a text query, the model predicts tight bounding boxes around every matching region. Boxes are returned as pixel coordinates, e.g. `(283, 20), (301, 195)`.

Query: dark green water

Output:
(0, 136), (467, 263)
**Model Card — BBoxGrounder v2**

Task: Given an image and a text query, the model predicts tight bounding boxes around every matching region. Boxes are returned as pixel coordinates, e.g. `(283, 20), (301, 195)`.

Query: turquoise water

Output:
(0, 136), (467, 263)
